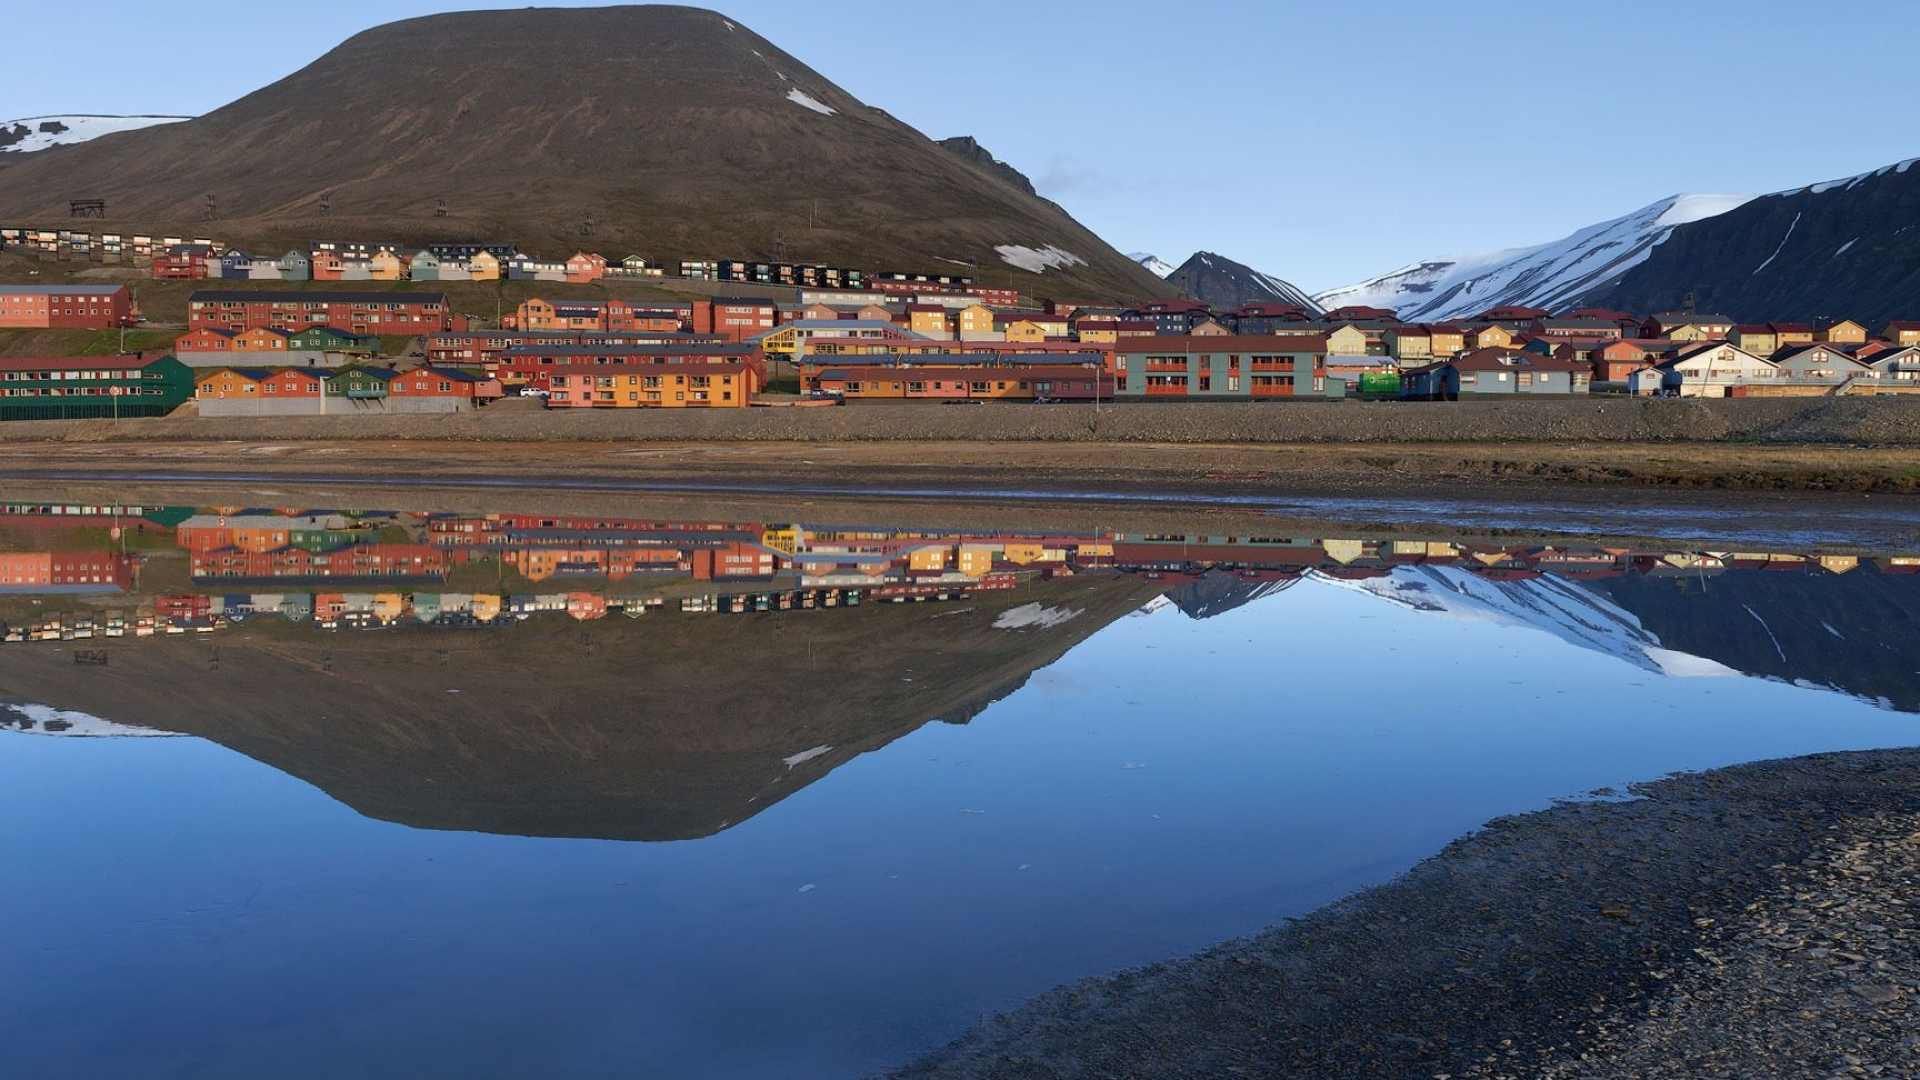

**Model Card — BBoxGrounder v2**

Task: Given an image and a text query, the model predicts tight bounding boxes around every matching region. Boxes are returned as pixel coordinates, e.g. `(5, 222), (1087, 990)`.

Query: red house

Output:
(692, 298), (780, 343)
(0, 284), (134, 329)
(493, 343), (767, 391)
(186, 290), (457, 334)
(152, 244), (214, 279)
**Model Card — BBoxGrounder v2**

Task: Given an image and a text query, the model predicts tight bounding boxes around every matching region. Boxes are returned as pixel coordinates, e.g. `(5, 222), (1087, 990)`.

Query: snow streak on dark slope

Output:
(1312, 194), (1752, 320)
(1596, 158), (1920, 324)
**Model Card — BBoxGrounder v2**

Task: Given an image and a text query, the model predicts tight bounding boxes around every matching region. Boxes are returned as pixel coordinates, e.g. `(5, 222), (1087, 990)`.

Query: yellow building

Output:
(957, 543), (996, 577)
(369, 248), (406, 281)
(1325, 324), (1370, 356)
(1816, 319), (1868, 343)
(546, 366), (752, 408)
(1384, 328), (1433, 361)
(1428, 325), (1466, 356)
(1730, 326), (1775, 355)
(907, 546), (951, 572)
(1463, 324), (1514, 349)
(467, 251), (501, 281)
(957, 304), (997, 339)
(908, 306), (954, 338)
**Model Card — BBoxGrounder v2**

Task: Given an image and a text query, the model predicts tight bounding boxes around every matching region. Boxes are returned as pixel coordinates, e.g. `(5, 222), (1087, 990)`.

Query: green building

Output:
(0, 355), (194, 421)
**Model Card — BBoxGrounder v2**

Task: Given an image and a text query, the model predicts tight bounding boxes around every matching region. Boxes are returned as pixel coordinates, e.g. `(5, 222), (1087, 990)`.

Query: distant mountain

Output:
(1313, 193), (1753, 321)
(1592, 157), (1920, 325)
(0, 114), (189, 155)
(1129, 252), (1178, 278)
(1165, 251), (1322, 313)
(0, 8), (1166, 299)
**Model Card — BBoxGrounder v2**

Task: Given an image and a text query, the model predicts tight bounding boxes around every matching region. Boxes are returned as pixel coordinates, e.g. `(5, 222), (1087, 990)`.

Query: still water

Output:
(3, 498), (1919, 1079)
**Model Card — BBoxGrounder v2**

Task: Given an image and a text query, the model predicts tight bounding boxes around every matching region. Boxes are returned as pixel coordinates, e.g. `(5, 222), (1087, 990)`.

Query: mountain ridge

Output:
(1312, 193), (1753, 321)
(1592, 157), (1920, 324)
(0, 6), (1168, 300)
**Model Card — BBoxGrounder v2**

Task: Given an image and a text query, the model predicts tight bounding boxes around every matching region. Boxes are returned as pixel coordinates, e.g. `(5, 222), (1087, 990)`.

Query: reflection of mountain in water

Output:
(1317, 566), (1665, 672)
(1162, 571), (1300, 620)
(1586, 567), (1920, 712)
(0, 577), (1158, 841)
(1324, 563), (1920, 712)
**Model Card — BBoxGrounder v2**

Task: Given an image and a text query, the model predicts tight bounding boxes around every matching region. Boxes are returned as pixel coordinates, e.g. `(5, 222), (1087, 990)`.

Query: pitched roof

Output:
(0, 355), (165, 372)
(1446, 347), (1586, 372)
(0, 284), (127, 296)
(500, 344), (760, 357)
(1115, 334), (1329, 353)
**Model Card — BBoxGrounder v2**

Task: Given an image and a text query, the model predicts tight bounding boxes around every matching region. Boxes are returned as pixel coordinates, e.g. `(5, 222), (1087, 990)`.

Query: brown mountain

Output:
(0, 5), (1167, 301)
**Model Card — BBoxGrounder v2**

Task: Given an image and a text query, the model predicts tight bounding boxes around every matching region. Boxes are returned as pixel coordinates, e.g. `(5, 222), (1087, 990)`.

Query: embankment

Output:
(5, 396), (1920, 445)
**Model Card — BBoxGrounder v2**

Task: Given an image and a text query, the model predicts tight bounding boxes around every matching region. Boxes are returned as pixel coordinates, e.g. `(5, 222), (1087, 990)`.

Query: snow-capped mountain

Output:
(1312, 193), (1754, 321)
(1129, 252), (1178, 278)
(1164, 251), (1324, 313)
(0, 114), (191, 155)
(1596, 156), (1920, 324)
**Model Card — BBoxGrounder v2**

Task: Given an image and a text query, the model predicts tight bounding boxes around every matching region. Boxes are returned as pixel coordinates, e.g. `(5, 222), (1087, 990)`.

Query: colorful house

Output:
(1400, 347), (1590, 399)
(545, 364), (755, 408)
(0, 284), (134, 329)
(564, 252), (609, 283)
(0, 355), (194, 421)
(1113, 334), (1328, 400)
(1815, 319), (1868, 343)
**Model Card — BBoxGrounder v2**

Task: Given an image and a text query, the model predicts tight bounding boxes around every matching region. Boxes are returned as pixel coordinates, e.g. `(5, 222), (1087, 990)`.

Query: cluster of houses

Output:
(7, 499), (1915, 641)
(13, 214), (1920, 414)
(1, 225), (1006, 302)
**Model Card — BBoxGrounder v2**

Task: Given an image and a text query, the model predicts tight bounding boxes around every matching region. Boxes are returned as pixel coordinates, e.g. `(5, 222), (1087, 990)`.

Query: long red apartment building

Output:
(187, 290), (459, 334)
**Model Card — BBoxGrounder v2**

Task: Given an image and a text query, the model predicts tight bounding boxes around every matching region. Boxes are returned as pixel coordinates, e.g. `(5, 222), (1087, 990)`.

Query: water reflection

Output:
(5, 496), (1920, 1079)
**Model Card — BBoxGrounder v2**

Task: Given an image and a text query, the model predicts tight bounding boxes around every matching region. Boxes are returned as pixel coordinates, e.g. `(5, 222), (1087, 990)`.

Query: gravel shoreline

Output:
(882, 749), (1920, 1080)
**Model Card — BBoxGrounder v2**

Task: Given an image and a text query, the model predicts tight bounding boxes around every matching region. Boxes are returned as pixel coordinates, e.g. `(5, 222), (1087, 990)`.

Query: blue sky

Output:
(5, 0), (1916, 291)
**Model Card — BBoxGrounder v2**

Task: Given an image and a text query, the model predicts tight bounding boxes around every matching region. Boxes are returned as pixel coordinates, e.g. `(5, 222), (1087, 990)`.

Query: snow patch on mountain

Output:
(2, 703), (181, 737)
(0, 114), (190, 154)
(1129, 252), (1178, 278)
(997, 244), (1085, 274)
(1312, 192), (1755, 321)
(785, 90), (836, 116)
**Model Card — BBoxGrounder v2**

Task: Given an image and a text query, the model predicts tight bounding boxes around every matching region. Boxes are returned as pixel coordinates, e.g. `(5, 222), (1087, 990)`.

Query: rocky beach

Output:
(886, 750), (1920, 1080)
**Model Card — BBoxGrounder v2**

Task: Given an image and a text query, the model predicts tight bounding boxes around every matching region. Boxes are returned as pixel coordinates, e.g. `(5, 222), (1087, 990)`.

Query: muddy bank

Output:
(6, 435), (1920, 499)
(6, 395), (1920, 446)
(883, 749), (1920, 1080)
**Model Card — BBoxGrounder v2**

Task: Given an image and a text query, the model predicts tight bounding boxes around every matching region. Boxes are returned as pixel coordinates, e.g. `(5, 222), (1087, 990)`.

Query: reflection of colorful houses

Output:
(191, 543), (448, 583)
(0, 552), (136, 592)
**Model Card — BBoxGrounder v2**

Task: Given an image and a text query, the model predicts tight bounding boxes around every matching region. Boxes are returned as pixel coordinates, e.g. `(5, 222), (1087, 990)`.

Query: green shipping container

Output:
(1357, 372), (1402, 395)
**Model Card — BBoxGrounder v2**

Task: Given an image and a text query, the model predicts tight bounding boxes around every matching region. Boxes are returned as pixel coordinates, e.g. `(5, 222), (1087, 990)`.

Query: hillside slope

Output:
(1313, 194), (1752, 320)
(0, 6), (1167, 301)
(1594, 159), (1920, 324)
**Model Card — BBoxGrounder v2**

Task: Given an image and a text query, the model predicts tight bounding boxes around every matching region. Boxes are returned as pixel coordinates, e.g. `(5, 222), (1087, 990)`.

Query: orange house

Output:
(545, 363), (755, 408)
(565, 252), (609, 283)
(175, 328), (241, 354)
(231, 327), (293, 352)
